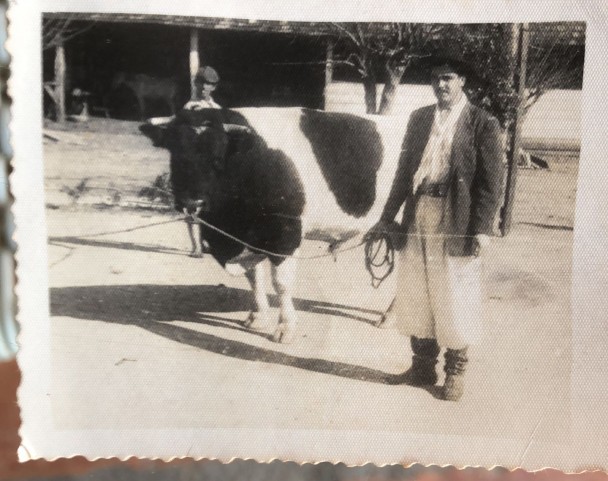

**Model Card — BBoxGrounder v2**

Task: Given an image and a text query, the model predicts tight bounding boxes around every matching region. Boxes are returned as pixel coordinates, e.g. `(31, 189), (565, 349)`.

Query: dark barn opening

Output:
(44, 22), (192, 119)
(43, 18), (327, 120)
(197, 29), (326, 109)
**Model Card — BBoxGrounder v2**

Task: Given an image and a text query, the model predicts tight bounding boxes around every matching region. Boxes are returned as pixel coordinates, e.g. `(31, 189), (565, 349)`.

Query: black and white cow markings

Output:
(140, 107), (408, 343)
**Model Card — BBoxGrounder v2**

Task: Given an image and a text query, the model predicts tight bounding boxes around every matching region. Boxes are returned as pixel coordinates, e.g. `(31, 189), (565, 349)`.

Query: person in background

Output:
(145, 66), (237, 257)
(181, 66), (221, 257)
(180, 66), (250, 256)
(184, 66), (222, 111)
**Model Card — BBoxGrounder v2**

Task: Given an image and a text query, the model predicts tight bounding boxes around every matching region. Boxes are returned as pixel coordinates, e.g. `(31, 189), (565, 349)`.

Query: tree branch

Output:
(331, 22), (362, 48)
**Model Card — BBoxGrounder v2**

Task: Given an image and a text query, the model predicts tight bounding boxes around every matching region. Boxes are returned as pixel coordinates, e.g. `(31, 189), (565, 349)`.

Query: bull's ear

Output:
(139, 123), (166, 147)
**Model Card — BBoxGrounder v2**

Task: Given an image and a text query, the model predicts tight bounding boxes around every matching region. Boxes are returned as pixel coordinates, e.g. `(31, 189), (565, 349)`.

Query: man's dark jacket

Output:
(380, 101), (504, 257)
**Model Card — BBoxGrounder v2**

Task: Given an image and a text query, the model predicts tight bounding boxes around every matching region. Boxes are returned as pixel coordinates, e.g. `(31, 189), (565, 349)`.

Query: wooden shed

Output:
(43, 13), (336, 120)
(42, 14), (585, 128)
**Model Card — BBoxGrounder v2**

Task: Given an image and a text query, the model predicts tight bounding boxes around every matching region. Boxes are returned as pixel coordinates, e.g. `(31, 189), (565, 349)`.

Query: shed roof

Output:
(44, 12), (334, 35)
(43, 13), (585, 46)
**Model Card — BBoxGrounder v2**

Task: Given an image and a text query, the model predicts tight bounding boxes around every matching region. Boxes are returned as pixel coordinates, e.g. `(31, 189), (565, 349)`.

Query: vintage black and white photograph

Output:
(10, 0), (608, 470)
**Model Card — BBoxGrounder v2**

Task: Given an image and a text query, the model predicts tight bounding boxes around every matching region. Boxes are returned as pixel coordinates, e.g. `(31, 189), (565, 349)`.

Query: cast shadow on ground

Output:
(50, 284), (442, 396)
(515, 221), (573, 231)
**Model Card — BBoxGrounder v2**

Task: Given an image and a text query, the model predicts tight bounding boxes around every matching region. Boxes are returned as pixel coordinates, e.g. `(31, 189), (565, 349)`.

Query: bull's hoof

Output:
(188, 249), (204, 258)
(377, 311), (397, 329)
(272, 324), (296, 344)
(245, 311), (272, 331)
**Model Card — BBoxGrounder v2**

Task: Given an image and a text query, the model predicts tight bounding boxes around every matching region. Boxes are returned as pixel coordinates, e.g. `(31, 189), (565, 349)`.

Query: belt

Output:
(416, 183), (449, 198)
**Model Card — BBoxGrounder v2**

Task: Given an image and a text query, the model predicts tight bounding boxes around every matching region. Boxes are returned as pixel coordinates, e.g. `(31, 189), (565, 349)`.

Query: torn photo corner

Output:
(7, 0), (608, 471)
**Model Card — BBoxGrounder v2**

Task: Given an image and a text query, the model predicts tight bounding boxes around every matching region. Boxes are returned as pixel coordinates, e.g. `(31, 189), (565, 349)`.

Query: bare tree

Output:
(524, 26), (584, 111)
(331, 23), (442, 114)
(42, 15), (94, 121)
(332, 22), (584, 123)
(449, 23), (584, 117)
(436, 24), (520, 128)
(43, 15), (93, 51)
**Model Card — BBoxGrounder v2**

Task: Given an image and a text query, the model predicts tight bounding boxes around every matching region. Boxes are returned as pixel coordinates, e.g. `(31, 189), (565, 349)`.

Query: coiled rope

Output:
(364, 232), (396, 289)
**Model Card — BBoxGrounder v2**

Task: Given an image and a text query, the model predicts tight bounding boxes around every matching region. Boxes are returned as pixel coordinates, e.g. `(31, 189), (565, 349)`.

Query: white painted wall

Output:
(325, 82), (582, 152)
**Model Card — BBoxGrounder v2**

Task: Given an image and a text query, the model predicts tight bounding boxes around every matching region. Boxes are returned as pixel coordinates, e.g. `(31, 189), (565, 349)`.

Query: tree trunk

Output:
(362, 76), (377, 114)
(500, 23), (530, 236)
(54, 38), (66, 123)
(378, 64), (406, 115)
(357, 49), (377, 114)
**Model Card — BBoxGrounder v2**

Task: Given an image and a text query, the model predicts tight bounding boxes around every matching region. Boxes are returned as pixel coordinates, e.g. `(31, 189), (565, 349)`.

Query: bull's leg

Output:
(244, 261), (272, 331)
(187, 221), (203, 258)
(270, 257), (298, 344)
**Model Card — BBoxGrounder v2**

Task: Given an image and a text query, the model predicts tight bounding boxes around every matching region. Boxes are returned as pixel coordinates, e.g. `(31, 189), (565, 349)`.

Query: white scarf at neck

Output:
(412, 94), (468, 193)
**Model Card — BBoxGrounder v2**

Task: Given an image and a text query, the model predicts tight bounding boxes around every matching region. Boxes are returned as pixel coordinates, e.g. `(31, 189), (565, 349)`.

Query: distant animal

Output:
(112, 72), (178, 119)
(140, 107), (408, 343)
(519, 147), (549, 169)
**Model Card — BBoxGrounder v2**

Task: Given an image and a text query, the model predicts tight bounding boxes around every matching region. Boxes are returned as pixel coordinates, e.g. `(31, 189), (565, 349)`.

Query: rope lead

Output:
(70, 210), (397, 287)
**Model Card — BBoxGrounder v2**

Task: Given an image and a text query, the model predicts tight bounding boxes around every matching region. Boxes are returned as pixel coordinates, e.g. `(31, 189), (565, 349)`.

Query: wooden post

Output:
(54, 37), (66, 123)
(189, 28), (200, 101)
(500, 23), (530, 236)
(324, 37), (334, 109)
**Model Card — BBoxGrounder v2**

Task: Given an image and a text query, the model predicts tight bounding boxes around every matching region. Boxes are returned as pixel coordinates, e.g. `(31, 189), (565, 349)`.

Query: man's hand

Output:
(471, 234), (491, 257)
(365, 220), (390, 242)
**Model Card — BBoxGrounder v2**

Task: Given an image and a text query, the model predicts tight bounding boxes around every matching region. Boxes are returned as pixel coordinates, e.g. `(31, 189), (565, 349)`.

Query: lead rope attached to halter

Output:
(189, 209), (366, 260)
(364, 232), (395, 289)
(71, 206), (397, 287)
(189, 207), (396, 285)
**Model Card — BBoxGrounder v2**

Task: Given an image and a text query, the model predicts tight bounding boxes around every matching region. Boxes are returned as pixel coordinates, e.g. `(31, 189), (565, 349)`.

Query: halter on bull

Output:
(140, 107), (306, 343)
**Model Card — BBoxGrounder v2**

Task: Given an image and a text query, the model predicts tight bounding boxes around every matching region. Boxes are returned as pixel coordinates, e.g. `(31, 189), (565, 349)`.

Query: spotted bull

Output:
(140, 107), (408, 343)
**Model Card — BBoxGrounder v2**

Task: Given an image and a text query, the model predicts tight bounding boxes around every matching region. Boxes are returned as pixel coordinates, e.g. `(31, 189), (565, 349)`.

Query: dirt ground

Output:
(41, 118), (577, 462)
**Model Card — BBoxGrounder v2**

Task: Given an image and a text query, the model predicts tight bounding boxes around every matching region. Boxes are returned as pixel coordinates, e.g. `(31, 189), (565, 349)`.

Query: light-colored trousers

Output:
(394, 195), (483, 350)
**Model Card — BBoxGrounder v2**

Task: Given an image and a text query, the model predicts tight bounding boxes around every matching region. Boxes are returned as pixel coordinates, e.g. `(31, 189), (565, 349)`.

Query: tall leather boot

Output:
(402, 337), (440, 386)
(441, 347), (468, 401)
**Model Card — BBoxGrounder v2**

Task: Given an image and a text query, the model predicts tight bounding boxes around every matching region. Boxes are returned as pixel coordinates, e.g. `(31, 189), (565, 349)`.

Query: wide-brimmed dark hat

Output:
(418, 54), (484, 86)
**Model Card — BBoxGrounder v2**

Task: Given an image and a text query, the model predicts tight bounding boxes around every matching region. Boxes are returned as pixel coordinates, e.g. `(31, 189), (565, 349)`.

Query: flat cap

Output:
(195, 66), (220, 84)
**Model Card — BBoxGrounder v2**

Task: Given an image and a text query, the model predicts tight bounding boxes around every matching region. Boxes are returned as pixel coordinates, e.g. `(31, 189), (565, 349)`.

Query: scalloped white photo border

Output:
(8, 0), (608, 471)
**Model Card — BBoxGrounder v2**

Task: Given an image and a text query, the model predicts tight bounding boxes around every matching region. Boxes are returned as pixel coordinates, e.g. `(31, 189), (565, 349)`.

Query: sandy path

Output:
(41, 119), (577, 465)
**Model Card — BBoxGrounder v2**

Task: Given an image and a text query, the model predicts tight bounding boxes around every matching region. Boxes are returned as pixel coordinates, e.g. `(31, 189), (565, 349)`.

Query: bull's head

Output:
(168, 108), (229, 214)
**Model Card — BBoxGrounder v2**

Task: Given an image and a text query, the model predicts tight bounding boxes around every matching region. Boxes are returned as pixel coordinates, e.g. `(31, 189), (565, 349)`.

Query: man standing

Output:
(145, 66), (251, 257)
(184, 66), (222, 111)
(182, 66), (221, 257)
(371, 57), (504, 401)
